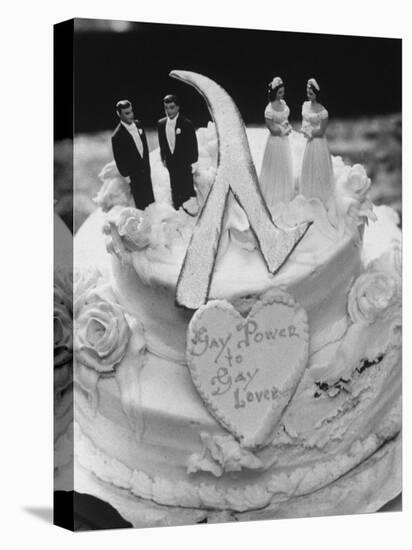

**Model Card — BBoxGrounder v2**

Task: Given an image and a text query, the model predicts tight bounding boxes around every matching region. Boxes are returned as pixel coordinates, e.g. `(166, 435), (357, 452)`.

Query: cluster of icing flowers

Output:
(315, 236), (402, 389)
(335, 163), (377, 232)
(94, 162), (132, 212)
(105, 203), (195, 263)
(74, 269), (131, 374)
(54, 269), (73, 368)
(348, 270), (400, 325)
(348, 218), (401, 326)
(341, 164), (372, 199)
(115, 207), (152, 250)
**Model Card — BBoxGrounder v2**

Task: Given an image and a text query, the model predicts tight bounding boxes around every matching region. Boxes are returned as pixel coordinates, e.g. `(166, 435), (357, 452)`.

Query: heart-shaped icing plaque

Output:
(186, 288), (309, 448)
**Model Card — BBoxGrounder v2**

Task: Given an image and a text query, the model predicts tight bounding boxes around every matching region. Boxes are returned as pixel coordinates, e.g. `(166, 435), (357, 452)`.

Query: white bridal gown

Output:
(259, 101), (295, 208)
(299, 101), (334, 205)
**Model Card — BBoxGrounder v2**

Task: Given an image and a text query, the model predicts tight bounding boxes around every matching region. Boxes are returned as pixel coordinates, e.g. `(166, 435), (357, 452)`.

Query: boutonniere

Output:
(138, 128), (143, 135)
(176, 128), (181, 135)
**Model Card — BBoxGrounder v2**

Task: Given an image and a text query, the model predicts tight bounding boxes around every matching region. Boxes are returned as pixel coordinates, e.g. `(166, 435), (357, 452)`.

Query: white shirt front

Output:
(121, 121), (143, 157)
(166, 114), (179, 154)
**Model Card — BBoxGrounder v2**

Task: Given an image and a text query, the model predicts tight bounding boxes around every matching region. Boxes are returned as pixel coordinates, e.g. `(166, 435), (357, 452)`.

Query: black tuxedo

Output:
(157, 114), (198, 209)
(111, 120), (154, 210)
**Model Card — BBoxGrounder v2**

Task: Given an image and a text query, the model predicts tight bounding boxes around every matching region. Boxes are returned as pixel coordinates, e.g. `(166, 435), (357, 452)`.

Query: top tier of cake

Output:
(90, 71), (376, 364)
(108, 203), (361, 364)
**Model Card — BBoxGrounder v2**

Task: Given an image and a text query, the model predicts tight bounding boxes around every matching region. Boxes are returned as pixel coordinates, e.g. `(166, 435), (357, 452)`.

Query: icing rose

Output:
(73, 268), (102, 317)
(141, 204), (191, 251)
(116, 207), (151, 250)
(348, 271), (399, 325)
(347, 197), (376, 225)
(54, 270), (73, 308)
(106, 203), (195, 265)
(75, 291), (130, 373)
(54, 299), (73, 368)
(340, 164), (371, 199)
(54, 271), (73, 368)
(334, 163), (377, 234)
(94, 162), (132, 212)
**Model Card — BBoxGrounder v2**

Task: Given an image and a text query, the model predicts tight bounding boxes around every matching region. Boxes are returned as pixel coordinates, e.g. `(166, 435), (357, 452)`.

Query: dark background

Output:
(65, 19), (402, 138)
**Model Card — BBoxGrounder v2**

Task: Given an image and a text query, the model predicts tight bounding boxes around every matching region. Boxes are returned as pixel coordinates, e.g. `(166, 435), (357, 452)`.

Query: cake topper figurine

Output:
(171, 70), (311, 310)
(259, 76), (295, 207)
(299, 77), (335, 208)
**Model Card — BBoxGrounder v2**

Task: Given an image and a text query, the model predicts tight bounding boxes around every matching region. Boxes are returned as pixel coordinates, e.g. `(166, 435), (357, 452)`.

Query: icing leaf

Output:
(75, 363), (100, 415)
(187, 432), (265, 478)
(115, 326), (147, 439)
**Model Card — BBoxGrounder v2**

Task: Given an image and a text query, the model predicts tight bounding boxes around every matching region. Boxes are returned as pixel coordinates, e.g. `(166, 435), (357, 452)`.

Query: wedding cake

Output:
(54, 71), (401, 528)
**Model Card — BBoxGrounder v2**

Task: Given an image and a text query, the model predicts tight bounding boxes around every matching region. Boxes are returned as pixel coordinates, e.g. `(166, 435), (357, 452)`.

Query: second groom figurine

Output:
(158, 94), (198, 209)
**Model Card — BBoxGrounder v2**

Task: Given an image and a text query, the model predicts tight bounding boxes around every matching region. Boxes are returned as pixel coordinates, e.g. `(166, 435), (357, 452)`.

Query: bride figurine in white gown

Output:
(299, 78), (334, 206)
(259, 77), (295, 208)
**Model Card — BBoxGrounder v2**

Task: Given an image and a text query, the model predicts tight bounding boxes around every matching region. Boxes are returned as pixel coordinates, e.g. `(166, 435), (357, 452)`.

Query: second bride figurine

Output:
(299, 78), (334, 206)
(259, 77), (295, 208)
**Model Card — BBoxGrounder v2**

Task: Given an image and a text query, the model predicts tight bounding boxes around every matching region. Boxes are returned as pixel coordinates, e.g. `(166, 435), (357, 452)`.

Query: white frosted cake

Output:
(54, 71), (401, 527)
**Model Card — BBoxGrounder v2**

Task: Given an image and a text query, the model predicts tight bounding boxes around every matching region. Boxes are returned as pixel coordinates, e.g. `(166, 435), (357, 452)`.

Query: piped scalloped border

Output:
(186, 287), (310, 448)
(72, 405), (401, 513)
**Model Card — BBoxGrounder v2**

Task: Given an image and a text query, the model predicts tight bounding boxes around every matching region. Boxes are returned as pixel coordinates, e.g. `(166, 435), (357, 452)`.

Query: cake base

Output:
(56, 431), (401, 528)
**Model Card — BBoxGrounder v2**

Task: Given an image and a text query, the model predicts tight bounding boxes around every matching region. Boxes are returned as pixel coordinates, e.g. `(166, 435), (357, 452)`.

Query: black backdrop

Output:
(66, 20), (401, 139)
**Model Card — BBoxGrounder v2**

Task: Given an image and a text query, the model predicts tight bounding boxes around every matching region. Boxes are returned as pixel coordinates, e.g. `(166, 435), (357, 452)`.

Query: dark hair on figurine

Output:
(306, 79), (322, 102)
(115, 99), (132, 114)
(267, 83), (284, 102)
(163, 94), (180, 106)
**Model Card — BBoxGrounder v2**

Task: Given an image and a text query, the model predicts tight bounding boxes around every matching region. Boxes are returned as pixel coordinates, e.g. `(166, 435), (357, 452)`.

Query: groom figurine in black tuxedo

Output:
(157, 94), (198, 209)
(111, 99), (154, 210)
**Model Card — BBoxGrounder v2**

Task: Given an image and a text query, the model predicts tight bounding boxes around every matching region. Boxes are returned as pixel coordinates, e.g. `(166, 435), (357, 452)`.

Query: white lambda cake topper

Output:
(171, 70), (311, 310)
